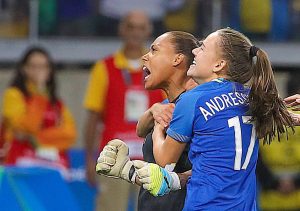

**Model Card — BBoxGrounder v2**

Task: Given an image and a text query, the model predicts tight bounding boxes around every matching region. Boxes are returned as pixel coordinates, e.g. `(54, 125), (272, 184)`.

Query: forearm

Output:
(84, 111), (100, 160)
(136, 107), (155, 138)
(152, 127), (168, 166)
(152, 127), (185, 167)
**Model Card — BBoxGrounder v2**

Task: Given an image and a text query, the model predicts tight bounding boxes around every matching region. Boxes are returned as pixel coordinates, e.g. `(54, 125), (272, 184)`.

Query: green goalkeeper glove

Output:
(134, 161), (181, 196)
(96, 139), (138, 183)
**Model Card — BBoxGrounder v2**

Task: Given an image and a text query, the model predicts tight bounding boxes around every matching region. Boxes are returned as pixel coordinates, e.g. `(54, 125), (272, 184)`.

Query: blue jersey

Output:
(166, 79), (258, 211)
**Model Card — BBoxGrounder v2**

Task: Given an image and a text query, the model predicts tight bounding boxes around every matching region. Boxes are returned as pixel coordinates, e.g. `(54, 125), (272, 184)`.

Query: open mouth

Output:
(143, 66), (151, 77)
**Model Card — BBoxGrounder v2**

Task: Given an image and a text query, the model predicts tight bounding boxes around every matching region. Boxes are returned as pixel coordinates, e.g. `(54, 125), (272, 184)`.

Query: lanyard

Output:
(121, 69), (145, 86)
(121, 69), (132, 86)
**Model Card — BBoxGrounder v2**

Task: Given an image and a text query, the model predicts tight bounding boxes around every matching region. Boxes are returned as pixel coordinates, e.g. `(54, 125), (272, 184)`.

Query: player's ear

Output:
(213, 59), (227, 73)
(173, 54), (184, 67)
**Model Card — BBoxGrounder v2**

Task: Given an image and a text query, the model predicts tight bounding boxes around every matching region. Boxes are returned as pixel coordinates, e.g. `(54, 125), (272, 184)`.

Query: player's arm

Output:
(152, 122), (187, 167)
(136, 102), (174, 138)
(289, 112), (300, 126)
(284, 94), (300, 126)
(284, 94), (300, 110)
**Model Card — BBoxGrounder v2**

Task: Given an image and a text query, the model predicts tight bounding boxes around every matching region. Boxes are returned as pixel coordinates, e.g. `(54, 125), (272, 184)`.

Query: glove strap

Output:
(128, 165), (136, 184)
(169, 172), (181, 191)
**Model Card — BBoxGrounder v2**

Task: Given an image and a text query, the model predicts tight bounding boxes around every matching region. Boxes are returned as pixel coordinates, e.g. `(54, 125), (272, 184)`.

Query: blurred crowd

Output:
(0, 0), (300, 41)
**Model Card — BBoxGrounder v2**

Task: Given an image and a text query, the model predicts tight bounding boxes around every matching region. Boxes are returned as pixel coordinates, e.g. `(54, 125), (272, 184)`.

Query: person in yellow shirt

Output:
(1, 46), (76, 171)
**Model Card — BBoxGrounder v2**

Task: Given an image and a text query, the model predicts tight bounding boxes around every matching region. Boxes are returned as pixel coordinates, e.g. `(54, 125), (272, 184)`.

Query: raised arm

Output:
(136, 103), (174, 138)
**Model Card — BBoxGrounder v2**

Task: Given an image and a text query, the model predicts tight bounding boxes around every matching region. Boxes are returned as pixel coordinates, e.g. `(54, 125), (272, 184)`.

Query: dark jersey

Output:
(138, 94), (192, 211)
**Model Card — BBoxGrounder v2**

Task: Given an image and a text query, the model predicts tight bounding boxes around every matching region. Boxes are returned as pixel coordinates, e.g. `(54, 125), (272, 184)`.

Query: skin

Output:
(284, 94), (300, 126)
(23, 52), (51, 91)
(134, 32), (197, 185)
(142, 33), (192, 101)
(187, 31), (228, 84)
(85, 11), (152, 186)
(137, 32), (196, 138)
(152, 31), (229, 167)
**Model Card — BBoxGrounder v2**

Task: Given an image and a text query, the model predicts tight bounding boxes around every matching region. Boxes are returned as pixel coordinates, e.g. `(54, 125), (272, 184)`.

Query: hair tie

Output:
(249, 45), (259, 58)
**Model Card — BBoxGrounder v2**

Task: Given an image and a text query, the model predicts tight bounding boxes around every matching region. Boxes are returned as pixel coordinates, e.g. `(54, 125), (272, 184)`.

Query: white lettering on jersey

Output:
(199, 92), (249, 121)
(199, 106), (213, 121)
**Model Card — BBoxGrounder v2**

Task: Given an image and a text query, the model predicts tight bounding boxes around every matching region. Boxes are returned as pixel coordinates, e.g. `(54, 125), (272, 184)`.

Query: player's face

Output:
(187, 32), (222, 82)
(142, 33), (176, 90)
(23, 52), (51, 86)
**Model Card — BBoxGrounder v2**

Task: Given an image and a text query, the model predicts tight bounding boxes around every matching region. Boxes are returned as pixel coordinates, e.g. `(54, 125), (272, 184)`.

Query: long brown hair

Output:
(217, 28), (294, 144)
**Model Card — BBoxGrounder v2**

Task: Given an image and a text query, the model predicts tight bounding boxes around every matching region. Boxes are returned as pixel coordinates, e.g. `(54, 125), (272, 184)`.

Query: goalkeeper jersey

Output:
(167, 79), (258, 210)
(138, 94), (191, 211)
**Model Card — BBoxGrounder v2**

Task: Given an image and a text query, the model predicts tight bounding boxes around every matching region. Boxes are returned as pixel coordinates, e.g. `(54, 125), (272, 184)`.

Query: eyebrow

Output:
(200, 42), (206, 48)
(197, 39), (205, 48)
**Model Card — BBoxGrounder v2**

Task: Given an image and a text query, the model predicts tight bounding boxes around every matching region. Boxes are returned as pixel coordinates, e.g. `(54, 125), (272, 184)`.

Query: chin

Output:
(145, 82), (159, 90)
(187, 71), (193, 77)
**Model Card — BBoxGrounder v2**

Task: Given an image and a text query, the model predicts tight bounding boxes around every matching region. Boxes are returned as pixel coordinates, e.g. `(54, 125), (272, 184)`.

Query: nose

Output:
(192, 47), (200, 56)
(142, 52), (149, 61)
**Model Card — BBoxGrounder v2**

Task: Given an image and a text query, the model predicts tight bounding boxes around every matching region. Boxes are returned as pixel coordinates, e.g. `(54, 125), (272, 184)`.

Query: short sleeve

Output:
(166, 93), (198, 143)
(83, 61), (108, 112)
(2, 88), (26, 125)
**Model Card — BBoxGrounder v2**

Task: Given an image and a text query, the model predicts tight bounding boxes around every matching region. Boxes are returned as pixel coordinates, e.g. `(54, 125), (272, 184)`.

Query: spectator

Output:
(1, 46), (76, 172)
(83, 10), (164, 211)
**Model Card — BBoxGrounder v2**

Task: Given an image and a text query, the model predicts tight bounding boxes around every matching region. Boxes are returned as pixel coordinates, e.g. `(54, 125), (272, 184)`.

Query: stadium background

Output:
(0, 0), (299, 210)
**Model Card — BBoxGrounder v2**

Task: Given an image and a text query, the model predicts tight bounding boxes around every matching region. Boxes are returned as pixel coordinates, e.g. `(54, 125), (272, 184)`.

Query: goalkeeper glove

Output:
(134, 161), (181, 196)
(96, 139), (138, 183)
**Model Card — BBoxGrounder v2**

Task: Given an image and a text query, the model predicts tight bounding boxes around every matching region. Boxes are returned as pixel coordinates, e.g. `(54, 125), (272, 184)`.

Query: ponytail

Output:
(217, 28), (294, 144)
(249, 49), (294, 144)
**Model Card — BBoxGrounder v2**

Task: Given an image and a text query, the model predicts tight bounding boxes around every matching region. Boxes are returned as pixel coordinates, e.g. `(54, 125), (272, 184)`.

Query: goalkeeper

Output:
(96, 31), (200, 211)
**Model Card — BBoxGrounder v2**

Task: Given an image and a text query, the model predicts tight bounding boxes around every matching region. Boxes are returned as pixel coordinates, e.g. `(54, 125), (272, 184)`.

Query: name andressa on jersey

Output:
(199, 92), (249, 121)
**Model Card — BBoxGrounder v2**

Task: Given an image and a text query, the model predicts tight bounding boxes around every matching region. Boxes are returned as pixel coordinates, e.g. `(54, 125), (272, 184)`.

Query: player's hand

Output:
(134, 161), (181, 196)
(289, 111), (300, 126)
(284, 94), (300, 111)
(95, 139), (136, 183)
(151, 103), (175, 127)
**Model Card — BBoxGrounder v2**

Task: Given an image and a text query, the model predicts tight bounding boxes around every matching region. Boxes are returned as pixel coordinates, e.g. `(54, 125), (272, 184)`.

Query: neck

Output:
(123, 44), (144, 59)
(163, 71), (188, 102)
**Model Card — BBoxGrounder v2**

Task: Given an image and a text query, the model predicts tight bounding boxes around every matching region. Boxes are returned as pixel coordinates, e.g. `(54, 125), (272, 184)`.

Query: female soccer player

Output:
(150, 28), (294, 210)
(96, 31), (199, 210)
